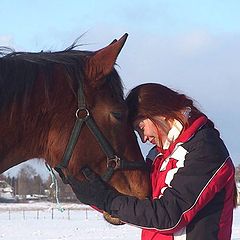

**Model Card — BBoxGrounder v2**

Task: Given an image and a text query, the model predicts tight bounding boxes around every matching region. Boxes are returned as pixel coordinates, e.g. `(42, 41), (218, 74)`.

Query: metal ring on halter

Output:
(75, 108), (90, 120)
(107, 155), (121, 170)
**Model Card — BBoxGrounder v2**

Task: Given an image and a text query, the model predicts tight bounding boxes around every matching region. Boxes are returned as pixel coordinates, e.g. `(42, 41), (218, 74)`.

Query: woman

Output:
(68, 83), (236, 240)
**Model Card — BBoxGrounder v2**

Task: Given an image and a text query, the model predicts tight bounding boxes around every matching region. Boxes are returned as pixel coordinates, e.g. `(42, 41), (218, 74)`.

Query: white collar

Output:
(163, 119), (183, 149)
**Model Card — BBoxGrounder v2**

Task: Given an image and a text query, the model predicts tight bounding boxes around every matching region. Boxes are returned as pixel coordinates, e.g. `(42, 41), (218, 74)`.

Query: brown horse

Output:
(0, 34), (150, 224)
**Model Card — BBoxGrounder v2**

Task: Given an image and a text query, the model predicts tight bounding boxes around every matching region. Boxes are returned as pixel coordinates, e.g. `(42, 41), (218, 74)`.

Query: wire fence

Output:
(0, 207), (95, 221)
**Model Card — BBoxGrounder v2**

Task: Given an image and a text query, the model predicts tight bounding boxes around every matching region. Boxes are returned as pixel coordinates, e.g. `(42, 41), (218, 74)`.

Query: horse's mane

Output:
(0, 45), (124, 114)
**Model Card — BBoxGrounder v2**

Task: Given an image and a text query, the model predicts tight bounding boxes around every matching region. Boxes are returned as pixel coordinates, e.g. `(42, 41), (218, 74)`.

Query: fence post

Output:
(85, 208), (88, 219)
(37, 210), (39, 219)
(51, 208), (54, 219)
(23, 210), (25, 220)
(68, 209), (70, 220)
(8, 210), (11, 220)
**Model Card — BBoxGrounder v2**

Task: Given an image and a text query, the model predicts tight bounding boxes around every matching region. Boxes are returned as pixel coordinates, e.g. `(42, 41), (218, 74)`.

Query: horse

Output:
(0, 34), (150, 224)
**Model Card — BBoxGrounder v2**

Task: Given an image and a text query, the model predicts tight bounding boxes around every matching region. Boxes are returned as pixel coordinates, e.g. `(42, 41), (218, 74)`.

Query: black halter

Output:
(55, 75), (146, 183)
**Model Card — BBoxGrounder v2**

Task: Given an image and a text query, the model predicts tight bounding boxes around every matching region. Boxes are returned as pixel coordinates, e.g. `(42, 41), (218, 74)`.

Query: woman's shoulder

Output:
(192, 123), (221, 144)
(184, 119), (219, 144)
(183, 123), (229, 161)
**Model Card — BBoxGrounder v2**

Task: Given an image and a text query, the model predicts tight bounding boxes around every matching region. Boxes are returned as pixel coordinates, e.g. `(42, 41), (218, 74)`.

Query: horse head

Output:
(0, 34), (150, 224)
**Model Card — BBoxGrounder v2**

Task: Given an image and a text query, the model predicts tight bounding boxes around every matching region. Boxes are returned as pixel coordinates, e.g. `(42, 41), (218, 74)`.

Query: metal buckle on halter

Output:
(75, 108), (90, 120)
(107, 155), (121, 170)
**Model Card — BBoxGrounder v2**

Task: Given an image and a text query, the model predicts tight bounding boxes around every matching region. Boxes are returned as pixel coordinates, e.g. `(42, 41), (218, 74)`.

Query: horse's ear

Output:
(85, 33), (128, 86)
(109, 39), (117, 45)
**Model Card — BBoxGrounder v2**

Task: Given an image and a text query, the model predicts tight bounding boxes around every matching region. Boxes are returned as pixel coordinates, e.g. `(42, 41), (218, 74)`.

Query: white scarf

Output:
(163, 119), (183, 150)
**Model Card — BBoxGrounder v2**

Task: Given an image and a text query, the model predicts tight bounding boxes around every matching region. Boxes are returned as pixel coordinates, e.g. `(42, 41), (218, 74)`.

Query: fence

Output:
(0, 205), (96, 221)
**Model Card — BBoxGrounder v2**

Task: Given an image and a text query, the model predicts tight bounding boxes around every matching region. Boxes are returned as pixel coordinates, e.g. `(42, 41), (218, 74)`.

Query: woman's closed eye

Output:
(138, 121), (145, 131)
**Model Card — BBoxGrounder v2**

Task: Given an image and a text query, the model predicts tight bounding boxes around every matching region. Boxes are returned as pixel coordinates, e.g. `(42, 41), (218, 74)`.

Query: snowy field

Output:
(0, 202), (239, 240)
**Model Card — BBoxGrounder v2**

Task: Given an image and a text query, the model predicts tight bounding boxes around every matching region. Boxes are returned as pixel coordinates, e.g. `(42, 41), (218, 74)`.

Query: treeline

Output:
(236, 164), (240, 183)
(0, 164), (78, 202)
(1, 163), (239, 202)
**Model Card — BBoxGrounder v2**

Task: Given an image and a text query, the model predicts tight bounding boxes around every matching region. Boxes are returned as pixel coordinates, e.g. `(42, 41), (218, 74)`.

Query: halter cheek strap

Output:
(54, 75), (146, 183)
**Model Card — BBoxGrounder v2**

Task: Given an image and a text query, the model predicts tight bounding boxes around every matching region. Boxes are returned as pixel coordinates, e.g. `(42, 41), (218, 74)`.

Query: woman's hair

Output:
(126, 83), (203, 128)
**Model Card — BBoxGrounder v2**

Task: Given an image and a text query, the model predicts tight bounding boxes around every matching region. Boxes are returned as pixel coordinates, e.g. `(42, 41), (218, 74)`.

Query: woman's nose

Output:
(142, 135), (148, 143)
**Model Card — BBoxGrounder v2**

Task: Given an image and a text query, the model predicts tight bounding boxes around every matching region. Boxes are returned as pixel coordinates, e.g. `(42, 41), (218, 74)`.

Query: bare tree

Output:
(17, 164), (37, 195)
(235, 164), (240, 183)
(45, 172), (77, 202)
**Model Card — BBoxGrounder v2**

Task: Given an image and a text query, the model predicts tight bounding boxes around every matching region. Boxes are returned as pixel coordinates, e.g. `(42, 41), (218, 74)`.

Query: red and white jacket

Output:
(110, 116), (235, 240)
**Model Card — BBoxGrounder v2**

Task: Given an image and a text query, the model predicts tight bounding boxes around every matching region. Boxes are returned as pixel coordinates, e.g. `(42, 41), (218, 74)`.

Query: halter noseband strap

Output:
(55, 75), (146, 183)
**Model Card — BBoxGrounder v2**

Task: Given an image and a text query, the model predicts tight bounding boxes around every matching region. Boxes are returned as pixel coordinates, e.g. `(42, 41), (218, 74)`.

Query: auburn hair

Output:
(126, 83), (203, 128)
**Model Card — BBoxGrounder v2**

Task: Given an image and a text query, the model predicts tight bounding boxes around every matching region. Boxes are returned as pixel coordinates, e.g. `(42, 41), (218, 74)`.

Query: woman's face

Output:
(134, 118), (164, 147)
(134, 117), (174, 148)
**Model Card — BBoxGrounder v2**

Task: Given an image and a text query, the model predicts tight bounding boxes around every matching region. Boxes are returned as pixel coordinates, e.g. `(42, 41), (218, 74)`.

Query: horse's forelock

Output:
(104, 68), (124, 101)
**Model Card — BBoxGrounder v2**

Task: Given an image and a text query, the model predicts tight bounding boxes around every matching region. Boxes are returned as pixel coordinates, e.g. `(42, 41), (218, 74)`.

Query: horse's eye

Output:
(111, 112), (123, 121)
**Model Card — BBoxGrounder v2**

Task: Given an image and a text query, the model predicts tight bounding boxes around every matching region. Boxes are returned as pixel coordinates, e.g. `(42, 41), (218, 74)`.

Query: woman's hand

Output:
(68, 168), (120, 213)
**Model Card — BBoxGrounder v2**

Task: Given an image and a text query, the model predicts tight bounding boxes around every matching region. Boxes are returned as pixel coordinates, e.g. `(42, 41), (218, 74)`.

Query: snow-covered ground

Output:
(0, 202), (239, 240)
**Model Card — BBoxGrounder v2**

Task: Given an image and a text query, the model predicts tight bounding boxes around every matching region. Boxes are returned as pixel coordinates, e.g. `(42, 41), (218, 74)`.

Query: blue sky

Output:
(1, 0), (240, 50)
(1, 0), (240, 176)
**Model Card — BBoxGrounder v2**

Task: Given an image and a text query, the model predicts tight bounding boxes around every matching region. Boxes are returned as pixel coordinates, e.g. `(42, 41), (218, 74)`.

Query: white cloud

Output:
(0, 35), (14, 47)
(178, 30), (213, 55)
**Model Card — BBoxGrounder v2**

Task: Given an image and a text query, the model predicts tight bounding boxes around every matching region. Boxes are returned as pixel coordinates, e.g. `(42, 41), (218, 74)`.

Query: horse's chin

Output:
(103, 212), (125, 225)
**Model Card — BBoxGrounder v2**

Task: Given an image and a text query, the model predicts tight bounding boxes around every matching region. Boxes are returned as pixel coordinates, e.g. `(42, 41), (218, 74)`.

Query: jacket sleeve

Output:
(109, 128), (235, 234)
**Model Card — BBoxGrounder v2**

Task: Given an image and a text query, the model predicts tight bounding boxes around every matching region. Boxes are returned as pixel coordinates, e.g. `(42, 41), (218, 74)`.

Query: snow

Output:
(0, 202), (239, 240)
